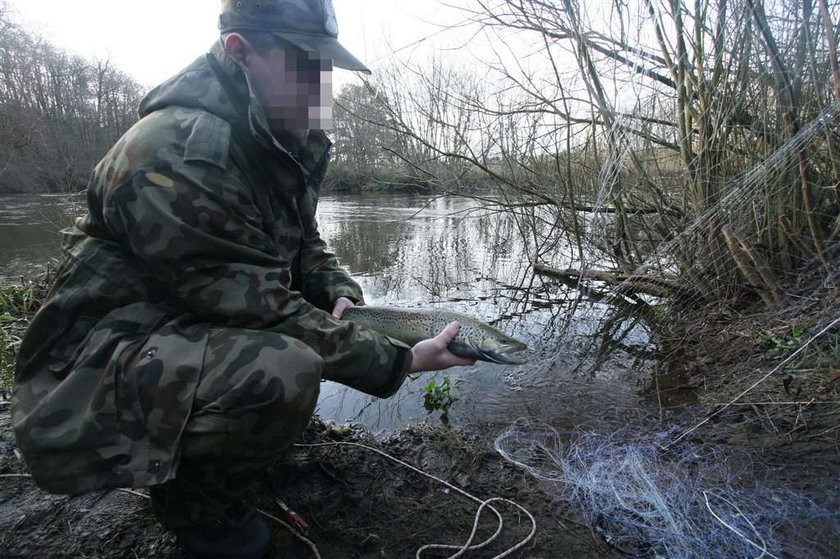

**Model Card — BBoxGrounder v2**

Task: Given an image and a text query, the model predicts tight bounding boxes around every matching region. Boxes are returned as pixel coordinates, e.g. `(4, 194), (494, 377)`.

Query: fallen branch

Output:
(533, 263), (701, 300)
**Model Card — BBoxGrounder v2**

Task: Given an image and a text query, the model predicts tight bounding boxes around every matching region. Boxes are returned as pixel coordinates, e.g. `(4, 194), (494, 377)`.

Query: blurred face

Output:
(243, 43), (333, 136)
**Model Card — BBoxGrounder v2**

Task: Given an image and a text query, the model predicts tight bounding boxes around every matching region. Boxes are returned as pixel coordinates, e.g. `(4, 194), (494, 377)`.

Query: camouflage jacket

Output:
(12, 43), (411, 495)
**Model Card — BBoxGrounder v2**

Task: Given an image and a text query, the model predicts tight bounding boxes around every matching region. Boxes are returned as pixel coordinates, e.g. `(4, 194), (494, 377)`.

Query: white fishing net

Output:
(495, 418), (839, 558)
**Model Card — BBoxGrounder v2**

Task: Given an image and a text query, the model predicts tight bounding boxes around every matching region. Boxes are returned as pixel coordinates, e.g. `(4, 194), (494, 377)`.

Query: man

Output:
(11, 1), (473, 557)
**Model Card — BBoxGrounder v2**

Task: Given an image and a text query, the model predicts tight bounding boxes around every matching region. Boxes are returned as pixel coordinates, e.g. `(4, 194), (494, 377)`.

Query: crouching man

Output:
(11, 1), (473, 557)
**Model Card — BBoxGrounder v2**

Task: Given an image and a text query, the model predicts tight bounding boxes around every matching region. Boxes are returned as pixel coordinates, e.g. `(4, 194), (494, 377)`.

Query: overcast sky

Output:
(3, 0), (460, 89)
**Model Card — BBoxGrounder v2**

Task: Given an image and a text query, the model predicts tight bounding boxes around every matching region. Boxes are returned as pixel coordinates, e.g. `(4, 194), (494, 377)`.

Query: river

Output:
(0, 192), (656, 432)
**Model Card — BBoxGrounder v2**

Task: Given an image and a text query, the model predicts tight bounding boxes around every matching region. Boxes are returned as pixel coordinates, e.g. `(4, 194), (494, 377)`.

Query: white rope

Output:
(296, 440), (538, 558)
(703, 491), (780, 559)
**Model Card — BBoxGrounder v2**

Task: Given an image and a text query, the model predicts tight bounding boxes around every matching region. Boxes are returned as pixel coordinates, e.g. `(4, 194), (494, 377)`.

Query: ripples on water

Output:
(0, 192), (657, 431)
(314, 194), (656, 431)
(0, 193), (83, 277)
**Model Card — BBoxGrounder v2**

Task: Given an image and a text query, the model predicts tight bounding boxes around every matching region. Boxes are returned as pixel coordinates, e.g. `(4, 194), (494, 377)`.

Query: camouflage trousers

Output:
(150, 326), (322, 529)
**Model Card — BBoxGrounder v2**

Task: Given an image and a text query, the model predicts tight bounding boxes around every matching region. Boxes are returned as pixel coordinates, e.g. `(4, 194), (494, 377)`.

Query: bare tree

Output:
(330, 83), (400, 177)
(0, 9), (144, 194)
(369, 0), (840, 303)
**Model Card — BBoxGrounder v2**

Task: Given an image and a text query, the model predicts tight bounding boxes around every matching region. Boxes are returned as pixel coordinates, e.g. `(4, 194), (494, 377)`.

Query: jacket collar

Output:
(207, 42), (332, 177)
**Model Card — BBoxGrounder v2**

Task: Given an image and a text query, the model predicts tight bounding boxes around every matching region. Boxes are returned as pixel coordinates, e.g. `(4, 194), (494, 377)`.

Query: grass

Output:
(0, 276), (50, 399)
(0, 282), (43, 316)
(0, 324), (17, 399)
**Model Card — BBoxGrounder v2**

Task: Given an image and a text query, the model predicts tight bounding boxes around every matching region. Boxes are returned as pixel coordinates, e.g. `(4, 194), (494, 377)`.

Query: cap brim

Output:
(274, 32), (371, 74)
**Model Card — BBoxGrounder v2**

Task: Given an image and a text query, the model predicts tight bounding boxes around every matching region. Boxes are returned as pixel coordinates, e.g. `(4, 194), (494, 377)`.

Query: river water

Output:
(0, 192), (656, 432)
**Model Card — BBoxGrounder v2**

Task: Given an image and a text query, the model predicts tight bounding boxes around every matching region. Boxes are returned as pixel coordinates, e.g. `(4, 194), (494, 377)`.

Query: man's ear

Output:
(223, 33), (252, 65)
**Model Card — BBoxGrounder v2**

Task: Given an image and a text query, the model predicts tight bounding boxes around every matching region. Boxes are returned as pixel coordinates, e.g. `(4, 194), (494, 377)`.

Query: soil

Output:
(1, 268), (838, 558)
(0, 409), (614, 558)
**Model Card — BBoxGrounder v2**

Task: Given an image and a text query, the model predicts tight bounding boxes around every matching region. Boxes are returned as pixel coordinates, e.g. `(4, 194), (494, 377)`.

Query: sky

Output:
(3, 0), (461, 90)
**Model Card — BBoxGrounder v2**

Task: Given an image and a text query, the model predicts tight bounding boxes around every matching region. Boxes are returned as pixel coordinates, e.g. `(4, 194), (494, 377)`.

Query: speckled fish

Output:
(341, 306), (528, 365)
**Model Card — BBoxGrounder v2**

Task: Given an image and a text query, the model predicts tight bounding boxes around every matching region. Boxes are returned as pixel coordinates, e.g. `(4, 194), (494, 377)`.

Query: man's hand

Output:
(331, 297), (356, 319)
(410, 322), (477, 373)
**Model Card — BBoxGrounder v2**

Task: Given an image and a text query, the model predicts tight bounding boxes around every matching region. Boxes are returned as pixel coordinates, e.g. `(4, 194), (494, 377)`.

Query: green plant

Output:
(422, 376), (461, 426)
(0, 282), (39, 316)
(0, 325), (17, 399)
(761, 321), (815, 358)
(651, 304), (669, 326)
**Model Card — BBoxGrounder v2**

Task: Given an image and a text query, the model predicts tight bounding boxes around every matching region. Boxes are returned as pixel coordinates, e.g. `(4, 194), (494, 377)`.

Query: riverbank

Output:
(1, 268), (838, 556)
(0, 410), (608, 558)
(0, 276), (49, 399)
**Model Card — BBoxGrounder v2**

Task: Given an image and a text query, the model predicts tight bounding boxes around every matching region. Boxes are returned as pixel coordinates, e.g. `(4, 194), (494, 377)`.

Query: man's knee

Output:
(189, 328), (323, 448)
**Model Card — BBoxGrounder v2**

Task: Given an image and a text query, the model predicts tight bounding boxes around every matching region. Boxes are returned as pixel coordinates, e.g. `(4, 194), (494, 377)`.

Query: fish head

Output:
(471, 332), (529, 365)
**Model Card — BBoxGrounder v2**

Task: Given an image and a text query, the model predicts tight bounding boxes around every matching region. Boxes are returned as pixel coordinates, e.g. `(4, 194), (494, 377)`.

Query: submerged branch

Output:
(533, 263), (703, 300)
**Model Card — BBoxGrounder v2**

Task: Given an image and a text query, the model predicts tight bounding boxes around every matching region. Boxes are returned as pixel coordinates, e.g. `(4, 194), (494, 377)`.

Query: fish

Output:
(341, 305), (528, 365)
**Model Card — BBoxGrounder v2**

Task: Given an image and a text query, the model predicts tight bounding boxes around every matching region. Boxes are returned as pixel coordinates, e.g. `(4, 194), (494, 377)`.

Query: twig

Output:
(116, 488), (149, 499)
(533, 263), (698, 299)
(667, 316), (840, 448)
(810, 424), (840, 439)
(256, 509), (322, 559)
(818, 0), (840, 101)
(0, 473), (32, 479)
(752, 403), (780, 436)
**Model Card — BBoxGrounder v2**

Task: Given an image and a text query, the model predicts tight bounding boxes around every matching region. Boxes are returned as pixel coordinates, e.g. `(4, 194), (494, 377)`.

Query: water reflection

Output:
(0, 192), (659, 431)
(314, 193), (657, 431)
(0, 193), (82, 277)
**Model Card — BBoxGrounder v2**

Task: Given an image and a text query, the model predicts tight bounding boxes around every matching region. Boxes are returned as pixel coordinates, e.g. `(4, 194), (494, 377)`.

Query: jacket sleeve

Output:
(97, 155), (410, 398)
(297, 187), (364, 310)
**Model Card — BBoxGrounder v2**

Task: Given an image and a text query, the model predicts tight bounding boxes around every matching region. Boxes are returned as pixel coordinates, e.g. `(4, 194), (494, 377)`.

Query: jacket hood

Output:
(139, 42), (280, 147)
(138, 42), (331, 171)
(139, 42), (246, 123)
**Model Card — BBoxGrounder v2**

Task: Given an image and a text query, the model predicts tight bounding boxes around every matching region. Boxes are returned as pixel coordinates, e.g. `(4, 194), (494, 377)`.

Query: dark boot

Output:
(175, 500), (272, 559)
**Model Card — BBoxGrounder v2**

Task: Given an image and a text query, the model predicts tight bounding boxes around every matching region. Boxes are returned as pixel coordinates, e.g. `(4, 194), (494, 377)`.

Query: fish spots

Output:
(145, 172), (175, 188)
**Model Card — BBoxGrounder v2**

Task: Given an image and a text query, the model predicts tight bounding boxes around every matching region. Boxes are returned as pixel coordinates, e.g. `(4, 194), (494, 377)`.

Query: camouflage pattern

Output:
(151, 326), (322, 528)
(219, 0), (370, 73)
(11, 42), (411, 506)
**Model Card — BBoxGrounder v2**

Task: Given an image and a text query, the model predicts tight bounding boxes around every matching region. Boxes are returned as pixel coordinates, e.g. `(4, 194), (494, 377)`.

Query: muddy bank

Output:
(1, 268), (838, 557)
(0, 407), (613, 558)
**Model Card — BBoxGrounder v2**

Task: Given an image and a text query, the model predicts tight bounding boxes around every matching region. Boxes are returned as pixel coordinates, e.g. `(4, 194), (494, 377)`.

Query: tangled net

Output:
(495, 419), (838, 558)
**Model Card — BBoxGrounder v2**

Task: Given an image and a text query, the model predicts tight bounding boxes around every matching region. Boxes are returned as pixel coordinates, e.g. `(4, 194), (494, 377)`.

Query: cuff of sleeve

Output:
(330, 286), (365, 306)
(374, 344), (413, 399)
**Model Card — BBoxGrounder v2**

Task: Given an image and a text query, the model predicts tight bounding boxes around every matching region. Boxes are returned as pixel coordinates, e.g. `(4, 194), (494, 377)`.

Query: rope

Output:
(295, 440), (537, 558)
(2, 442), (538, 556)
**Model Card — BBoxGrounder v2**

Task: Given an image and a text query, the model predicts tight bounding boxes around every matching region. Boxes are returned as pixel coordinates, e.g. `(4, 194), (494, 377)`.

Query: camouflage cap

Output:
(219, 0), (370, 74)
